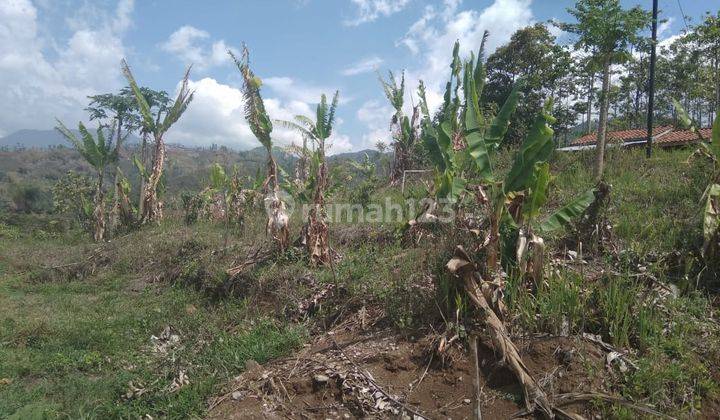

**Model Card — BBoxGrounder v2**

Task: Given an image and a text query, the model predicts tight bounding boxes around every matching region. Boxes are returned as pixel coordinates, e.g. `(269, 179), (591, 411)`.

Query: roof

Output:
(569, 126), (713, 148)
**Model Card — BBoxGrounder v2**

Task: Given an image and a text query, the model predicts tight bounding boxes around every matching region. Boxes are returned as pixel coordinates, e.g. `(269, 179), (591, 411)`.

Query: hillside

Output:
(1, 146), (719, 418)
(0, 129), (141, 149)
(0, 144), (387, 213)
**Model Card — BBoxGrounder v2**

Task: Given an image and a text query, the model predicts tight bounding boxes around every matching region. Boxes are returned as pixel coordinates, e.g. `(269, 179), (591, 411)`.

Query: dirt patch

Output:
(208, 325), (612, 419)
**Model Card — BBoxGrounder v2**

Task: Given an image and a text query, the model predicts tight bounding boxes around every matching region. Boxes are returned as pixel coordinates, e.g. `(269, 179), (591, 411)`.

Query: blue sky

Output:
(0, 0), (712, 153)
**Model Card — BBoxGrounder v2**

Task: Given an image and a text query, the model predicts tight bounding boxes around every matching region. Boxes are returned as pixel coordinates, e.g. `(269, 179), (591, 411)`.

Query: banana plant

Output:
(673, 99), (720, 262)
(419, 38), (597, 281)
(230, 46), (290, 251)
(379, 71), (419, 185)
(277, 92), (340, 266)
(55, 121), (118, 242)
(122, 60), (194, 224)
(435, 37), (597, 418)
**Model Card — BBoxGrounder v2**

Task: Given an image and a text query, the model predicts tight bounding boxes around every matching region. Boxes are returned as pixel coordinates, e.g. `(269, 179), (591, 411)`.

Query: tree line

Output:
(385, 1), (719, 181)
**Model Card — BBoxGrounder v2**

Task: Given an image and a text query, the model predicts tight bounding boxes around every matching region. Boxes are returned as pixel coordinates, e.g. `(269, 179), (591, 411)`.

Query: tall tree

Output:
(558, 0), (649, 179)
(485, 24), (574, 143)
(85, 88), (139, 230)
(55, 121), (118, 242)
(121, 60), (194, 224)
(691, 11), (720, 119)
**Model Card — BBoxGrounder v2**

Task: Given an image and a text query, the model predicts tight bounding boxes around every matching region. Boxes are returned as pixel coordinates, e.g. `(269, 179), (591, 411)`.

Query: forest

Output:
(1, 1), (720, 419)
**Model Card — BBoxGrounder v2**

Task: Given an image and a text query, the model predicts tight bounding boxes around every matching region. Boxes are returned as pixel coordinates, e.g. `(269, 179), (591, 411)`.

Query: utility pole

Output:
(646, 0), (659, 158)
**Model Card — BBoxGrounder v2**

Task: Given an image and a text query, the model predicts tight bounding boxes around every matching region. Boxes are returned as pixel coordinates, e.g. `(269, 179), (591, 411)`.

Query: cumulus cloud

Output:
(160, 25), (238, 70)
(345, 0), (411, 26)
(353, 0), (535, 146)
(169, 77), (352, 154)
(398, 0), (533, 94)
(341, 56), (384, 76)
(0, 0), (133, 135)
(354, 99), (394, 150)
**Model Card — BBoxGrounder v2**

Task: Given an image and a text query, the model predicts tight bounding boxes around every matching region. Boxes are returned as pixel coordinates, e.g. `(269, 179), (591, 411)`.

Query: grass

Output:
(0, 223), (305, 419)
(552, 147), (709, 258)
(1, 146), (719, 418)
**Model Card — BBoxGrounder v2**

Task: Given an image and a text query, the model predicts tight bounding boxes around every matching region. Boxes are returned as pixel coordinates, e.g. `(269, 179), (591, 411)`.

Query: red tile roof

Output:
(570, 126), (712, 147)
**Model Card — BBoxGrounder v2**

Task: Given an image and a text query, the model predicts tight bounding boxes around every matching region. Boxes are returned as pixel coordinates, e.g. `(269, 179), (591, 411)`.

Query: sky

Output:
(0, 0), (712, 154)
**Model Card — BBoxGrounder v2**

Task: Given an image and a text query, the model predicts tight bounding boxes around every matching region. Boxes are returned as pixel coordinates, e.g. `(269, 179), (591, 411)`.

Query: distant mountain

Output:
(0, 129), (140, 149)
(329, 149), (382, 162)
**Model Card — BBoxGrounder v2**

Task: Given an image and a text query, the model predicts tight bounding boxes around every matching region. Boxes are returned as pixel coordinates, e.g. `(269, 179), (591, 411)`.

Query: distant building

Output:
(558, 126), (713, 151)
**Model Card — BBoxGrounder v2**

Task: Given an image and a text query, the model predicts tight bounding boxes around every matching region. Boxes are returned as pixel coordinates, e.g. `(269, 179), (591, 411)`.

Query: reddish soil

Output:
(208, 325), (612, 419)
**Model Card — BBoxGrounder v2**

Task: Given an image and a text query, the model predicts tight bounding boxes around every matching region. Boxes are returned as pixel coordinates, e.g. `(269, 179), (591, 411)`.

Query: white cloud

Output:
(169, 77), (352, 154)
(353, 0), (534, 147)
(355, 100), (394, 150)
(160, 25), (239, 70)
(345, 0), (411, 26)
(263, 76), (351, 105)
(0, 0), (133, 135)
(341, 56), (384, 76)
(658, 17), (674, 38)
(399, 0), (533, 94)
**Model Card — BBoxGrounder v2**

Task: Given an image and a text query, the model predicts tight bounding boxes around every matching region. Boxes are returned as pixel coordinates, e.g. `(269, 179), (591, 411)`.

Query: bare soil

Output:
(209, 319), (613, 419)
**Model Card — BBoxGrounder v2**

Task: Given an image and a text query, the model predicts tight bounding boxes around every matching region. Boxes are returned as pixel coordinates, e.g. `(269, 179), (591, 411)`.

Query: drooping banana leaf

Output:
(522, 162), (551, 223)
(77, 122), (102, 168)
(422, 122), (446, 173)
(504, 100), (556, 194)
(702, 184), (720, 258)
(436, 171), (465, 203)
(537, 188), (597, 233)
(133, 155), (149, 181)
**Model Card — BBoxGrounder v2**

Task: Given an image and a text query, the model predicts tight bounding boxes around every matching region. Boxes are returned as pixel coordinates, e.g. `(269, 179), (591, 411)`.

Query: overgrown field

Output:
(1, 146), (719, 418)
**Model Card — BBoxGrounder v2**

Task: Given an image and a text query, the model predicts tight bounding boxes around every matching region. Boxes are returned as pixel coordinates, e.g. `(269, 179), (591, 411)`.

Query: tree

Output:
(55, 121), (118, 242)
(558, 0), (649, 179)
(230, 46), (290, 251)
(85, 88), (138, 230)
(485, 24), (574, 143)
(122, 60), (194, 224)
(690, 11), (720, 119)
(379, 71), (419, 185)
(278, 92), (339, 266)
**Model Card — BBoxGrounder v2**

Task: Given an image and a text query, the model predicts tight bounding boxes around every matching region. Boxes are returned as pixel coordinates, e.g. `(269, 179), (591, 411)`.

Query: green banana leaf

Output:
(133, 155), (149, 181)
(523, 162), (551, 222)
(504, 100), (556, 194)
(463, 60), (491, 180)
(538, 188), (596, 233)
(485, 81), (522, 150)
(121, 60), (155, 133)
(209, 163), (228, 190)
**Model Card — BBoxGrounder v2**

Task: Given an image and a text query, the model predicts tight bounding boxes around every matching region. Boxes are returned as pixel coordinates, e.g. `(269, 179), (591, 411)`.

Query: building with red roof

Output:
(560, 126), (713, 151)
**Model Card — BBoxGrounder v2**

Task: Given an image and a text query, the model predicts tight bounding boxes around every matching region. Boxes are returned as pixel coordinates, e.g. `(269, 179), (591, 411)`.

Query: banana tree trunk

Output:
(140, 134), (165, 223)
(265, 153), (290, 251)
(138, 132), (148, 218)
(109, 116), (124, 233)
(93, 170), (106, 242)
(594, 58), (611, 181)
(307, 146), (330, 266)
